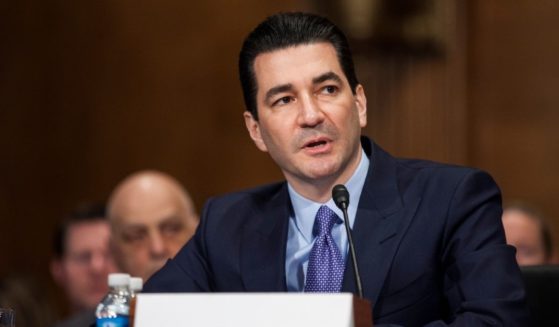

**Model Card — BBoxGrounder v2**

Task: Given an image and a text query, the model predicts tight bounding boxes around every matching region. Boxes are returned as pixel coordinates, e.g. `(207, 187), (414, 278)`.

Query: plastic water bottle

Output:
(128, 277), (143, 327)
(95, 273), (131, 327)
(129, 277), (143, 299)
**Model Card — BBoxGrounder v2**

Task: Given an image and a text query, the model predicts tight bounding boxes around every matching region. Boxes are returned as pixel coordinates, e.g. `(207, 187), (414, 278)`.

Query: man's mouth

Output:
(302, 137), (332, 153)
(306, 139), (328, 148)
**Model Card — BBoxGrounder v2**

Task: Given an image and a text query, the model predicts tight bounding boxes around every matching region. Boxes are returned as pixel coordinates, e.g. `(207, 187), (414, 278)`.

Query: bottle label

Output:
(96, 316), (129, 327)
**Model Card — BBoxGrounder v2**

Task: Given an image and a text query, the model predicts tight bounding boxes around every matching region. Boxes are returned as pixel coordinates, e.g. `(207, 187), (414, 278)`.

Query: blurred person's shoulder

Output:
(52, 309), (95, 327)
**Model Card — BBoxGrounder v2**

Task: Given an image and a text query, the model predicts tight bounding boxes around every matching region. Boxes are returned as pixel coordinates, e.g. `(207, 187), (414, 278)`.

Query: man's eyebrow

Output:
(158, 215), (185, 226)
(264, 83), (293, 104)
(120, 224), (146, 231)
(262, 72), (342, 104)
(312, 71), (343, 85)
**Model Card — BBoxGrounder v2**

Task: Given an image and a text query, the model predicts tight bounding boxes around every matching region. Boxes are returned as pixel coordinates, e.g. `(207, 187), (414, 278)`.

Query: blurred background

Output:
(1, 0), (558, 319)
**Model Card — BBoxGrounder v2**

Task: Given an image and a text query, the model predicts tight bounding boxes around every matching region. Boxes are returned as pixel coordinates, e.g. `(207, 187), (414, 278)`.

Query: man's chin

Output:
(301, 163), (341, 182)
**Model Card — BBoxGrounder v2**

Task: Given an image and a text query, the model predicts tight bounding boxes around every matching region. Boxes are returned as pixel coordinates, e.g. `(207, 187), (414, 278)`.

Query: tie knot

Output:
(313, 205), (340, 237)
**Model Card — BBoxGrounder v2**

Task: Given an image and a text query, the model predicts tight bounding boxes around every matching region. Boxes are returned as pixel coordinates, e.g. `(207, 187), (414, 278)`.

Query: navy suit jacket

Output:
(145, 138), (530, 326)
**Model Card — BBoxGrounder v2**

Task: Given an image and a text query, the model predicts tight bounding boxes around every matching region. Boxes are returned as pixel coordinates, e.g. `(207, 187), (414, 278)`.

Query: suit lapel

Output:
(237, 138), (419, 298)
(341, 139), (420, 305)
(240, 184), (291, 292)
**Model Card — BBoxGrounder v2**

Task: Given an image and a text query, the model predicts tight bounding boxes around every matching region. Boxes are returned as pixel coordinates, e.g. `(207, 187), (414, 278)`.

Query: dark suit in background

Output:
(145, 138), (530, 326)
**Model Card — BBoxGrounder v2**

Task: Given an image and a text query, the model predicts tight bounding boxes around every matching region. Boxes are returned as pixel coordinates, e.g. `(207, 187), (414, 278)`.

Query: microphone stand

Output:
(333, 184), (364, 299)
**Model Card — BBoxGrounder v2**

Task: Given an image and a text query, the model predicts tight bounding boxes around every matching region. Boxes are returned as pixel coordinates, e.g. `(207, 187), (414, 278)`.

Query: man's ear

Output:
(108, 235), (124, 271)
(50, 259), (65, 286)
(355, 84), (367, 128)
(243, 111), (268, 152)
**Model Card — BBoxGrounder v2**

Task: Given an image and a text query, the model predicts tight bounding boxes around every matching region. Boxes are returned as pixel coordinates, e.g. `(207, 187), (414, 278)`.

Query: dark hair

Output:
(238, 12), (359, 120)
(52, 203), (107, 258)
(504, 203), (554, 261)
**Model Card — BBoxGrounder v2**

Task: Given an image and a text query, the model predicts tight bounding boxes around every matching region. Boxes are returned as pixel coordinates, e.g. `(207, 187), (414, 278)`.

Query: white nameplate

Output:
(134, 293), (357, 327)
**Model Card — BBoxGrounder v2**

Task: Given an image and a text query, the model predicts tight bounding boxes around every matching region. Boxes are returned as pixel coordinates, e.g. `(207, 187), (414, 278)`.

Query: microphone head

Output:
(332, 184), (350, 210)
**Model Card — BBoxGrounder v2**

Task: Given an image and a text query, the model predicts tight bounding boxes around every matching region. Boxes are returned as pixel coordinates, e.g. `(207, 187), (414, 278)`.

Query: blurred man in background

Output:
(108, 170), (199, 282)
(50, 203), (118, 327)
(502, 204), (554, 266)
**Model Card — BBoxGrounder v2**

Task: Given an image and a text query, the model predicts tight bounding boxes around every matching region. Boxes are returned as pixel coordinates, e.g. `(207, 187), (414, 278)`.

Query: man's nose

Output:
(149, 232), (167, 258)
(90, 252), (108, 272)
(297, 94), (324, 127)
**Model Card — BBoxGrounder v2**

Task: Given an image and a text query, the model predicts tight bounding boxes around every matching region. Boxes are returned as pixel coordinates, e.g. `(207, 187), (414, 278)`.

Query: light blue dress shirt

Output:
(285, 149), (370, 291)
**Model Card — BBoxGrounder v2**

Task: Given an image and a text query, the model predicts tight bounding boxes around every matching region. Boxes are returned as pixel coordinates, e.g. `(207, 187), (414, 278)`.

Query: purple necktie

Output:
(304, 205), (345, 292)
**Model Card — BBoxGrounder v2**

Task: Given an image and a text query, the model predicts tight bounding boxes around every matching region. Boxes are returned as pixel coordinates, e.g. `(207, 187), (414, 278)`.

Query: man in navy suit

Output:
(144, 12), (530, 326)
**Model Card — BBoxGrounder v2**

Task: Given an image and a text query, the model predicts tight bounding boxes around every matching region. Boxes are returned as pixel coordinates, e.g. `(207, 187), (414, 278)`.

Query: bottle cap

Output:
(108, 273), (131, 287)
(129, 277), (143, 292)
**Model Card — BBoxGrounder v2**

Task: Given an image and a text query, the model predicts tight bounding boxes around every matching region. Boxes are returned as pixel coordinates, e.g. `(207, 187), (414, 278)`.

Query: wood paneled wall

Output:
(358, 0), (469, 164)
(0, 0), (307, 316)
(468, 1), (559, 252)
(1, 0), (558, 318)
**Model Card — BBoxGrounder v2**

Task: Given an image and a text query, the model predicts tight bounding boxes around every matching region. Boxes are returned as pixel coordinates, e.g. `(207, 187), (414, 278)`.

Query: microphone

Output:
(332, 184), (364, 298)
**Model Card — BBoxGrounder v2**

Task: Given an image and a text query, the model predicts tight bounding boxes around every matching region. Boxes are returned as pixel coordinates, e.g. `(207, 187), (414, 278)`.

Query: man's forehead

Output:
(65, 221), (110, 249)
(253, 42), (347, 92)
(114, 213), (185, 229)
(68, 219), (108, 234)
(112, 190), (184, 216)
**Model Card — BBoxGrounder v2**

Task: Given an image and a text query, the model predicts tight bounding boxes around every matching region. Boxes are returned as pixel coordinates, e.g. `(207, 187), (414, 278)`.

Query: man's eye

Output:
(273, 96), (292, 106)
(122, 231), (146, 243)
(322, 85), (338, 94)
(68, 252), (92, 265)
(161, 223), (184, 236)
